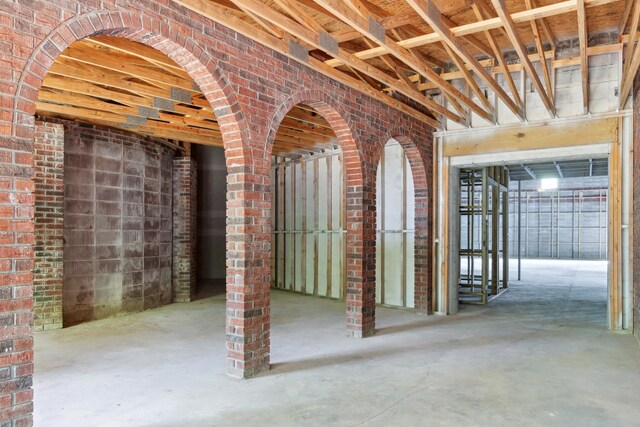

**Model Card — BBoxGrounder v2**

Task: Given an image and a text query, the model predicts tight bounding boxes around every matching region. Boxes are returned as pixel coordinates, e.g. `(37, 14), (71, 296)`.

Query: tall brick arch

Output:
(12, 10), (250, 158)
(268, 89), (377, 338)
(376, 130), (434, 315)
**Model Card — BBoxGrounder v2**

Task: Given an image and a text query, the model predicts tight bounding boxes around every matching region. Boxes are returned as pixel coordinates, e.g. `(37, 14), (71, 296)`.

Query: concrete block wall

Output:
(33, 121), (64, 331)
(60, 120), (175, 326)
(507, 177), (609, 260)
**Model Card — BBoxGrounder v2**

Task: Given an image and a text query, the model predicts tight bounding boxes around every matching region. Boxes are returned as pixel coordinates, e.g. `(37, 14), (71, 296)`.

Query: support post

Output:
(172, 156), (198, 302)
(518, 180), (522, 281)
(225, 160), (272, 378)
(33, 121), (65, 330)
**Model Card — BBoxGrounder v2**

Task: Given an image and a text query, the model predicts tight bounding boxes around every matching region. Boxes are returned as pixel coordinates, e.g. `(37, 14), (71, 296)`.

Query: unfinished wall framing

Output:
(458, 166), (509, 304)
(270, 139), (420, 310)
(270, 150), (346, 299)
(376, 139), (416, 309)
(438, 116), (631, 330)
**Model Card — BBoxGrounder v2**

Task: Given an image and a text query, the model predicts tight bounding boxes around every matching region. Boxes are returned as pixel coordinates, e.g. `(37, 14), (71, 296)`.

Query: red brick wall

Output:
(0, 1), (434, 420)
(633, 69), (640, 343)
(173, 156), (197, 302)
(60, 120), (175, 326)
(33, 121), (64, 331)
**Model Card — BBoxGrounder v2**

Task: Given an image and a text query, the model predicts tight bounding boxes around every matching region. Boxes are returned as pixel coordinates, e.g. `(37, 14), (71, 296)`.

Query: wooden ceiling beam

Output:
(618, 0), (635, 36)
(85, 37), (191, 77)
(619, 25), (640, 107)
(525, 0), (557, 48)
(172, 0), (438, 126)
(326, 0), (621, 66)
(406, 0), (522, 121)
(490, 0), (556, 117)
(577, 0), (589, 113)
(60, 46), (198, 93)
(307, 0), (491, 122)
(36, 102), (224, 146)
(622, 0), (640, 76)
(527, 3), (554, 103)
(441, 43), (495, 117)
(227, 0), (455, 127)
(471, 3), (524, 111)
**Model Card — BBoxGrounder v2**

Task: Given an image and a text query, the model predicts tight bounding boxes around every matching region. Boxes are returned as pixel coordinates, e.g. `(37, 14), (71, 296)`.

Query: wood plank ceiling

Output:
(36, 0), (637, 156)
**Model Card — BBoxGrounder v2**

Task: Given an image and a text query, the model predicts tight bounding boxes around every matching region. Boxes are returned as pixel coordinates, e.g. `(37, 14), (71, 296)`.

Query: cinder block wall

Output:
(57, 120), (175, 326)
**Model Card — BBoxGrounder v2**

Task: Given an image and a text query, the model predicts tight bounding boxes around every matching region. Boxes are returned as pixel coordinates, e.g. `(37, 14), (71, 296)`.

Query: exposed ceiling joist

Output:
(406, 0), (522, 121)
(490, 0), (556, 118)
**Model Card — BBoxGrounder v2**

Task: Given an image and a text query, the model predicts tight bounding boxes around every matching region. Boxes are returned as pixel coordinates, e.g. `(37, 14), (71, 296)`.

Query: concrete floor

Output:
(35, 260), (640, 426)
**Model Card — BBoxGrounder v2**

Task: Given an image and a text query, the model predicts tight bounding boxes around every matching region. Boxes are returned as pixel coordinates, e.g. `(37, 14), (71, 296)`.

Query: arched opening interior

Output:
(269, 105), (349, 348)
(33, 35), (226, 328)
(270, 105), (344, 300)
(375, 138), (416, 309)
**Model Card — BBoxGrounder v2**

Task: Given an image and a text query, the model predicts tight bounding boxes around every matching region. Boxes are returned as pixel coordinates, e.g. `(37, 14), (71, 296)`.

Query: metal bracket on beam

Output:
(138, 106), (160, 119)
(170, 87), (192, 103)
(289, 40), (309, 62)
(368, 17), (386, 44)
(319, 31), (339, 56)
(153, 97), (175, 112)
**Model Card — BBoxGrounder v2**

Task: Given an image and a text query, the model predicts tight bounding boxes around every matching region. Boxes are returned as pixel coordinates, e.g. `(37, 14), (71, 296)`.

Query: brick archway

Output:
(13, 10), (249, 156)
(375, 130), (433, 315)
(267, 90), (376, 338)
(7, 6), (254, 399)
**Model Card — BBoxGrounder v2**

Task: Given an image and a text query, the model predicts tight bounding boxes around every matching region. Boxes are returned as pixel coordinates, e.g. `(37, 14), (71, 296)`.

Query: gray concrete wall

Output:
(63, 121), (174, 326)
(507, 176), (608, 260)
(192, 145), (227, 280)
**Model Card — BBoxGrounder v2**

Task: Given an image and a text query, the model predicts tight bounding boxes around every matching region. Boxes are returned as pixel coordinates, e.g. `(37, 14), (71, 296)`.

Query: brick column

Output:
(345, 173), (377, 338)
(226, 162), (271, 378)
(33, 121), (65, 330)
(0, 134), (35, 426)
(172, 156), (197, 303)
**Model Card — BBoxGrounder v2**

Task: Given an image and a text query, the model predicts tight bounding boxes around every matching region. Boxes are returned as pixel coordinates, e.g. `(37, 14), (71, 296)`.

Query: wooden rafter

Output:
(306, 0), (493, 121)
(441, 43), (495, 118)
(471, 3), (524, 112)
(622, 0), (640, 76)
(490, 0), (556, 117)
(618, 0), (636, 36)
(325, 0), (621, 67)
(226, 0), (456, 126)
(37, 37), (342, 157)
(577, 0), (589, 113)
(406, 0), (523, 121)
(524, 1), (554, 102)
(524, 0), (557, 49)
(173, 0), (436, 126)
(619, 25), (640, 107)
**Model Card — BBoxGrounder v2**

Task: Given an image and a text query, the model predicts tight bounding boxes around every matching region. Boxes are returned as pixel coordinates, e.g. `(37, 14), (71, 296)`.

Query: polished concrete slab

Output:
(34, 260), (640, 426)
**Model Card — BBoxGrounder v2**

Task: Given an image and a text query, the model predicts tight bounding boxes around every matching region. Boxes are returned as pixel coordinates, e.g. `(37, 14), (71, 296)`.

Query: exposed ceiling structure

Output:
(37, 36), (337, 157)
(172, 0), (638, 128)
(35, 0), (638, 156)
(506, 157), (609, 180)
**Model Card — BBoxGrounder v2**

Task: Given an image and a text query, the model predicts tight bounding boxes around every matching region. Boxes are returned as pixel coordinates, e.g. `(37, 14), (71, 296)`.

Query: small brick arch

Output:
(267, 89), (364, 185)
(268, 90), (376, 337)
(376, 129), (433, 315)
(12, 10), (249, 159)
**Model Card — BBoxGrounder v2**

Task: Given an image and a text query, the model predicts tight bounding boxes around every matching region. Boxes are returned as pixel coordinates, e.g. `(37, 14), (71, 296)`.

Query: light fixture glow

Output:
(539, 178), (558, 191)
